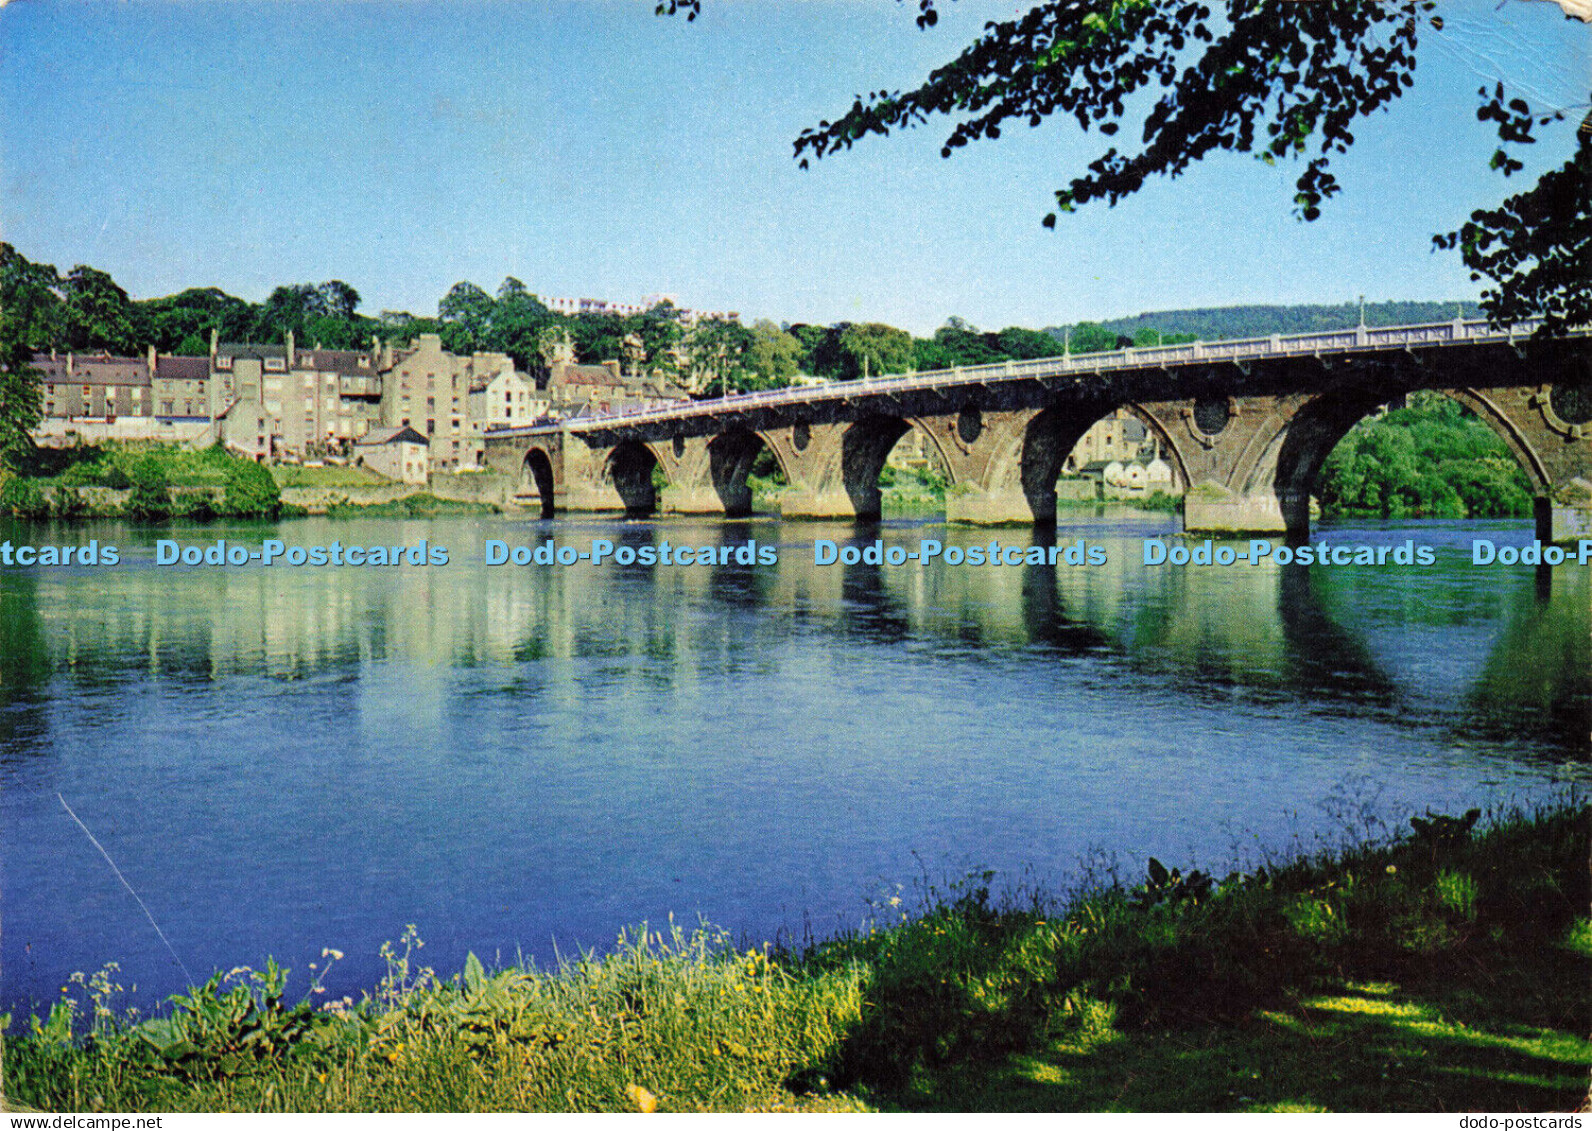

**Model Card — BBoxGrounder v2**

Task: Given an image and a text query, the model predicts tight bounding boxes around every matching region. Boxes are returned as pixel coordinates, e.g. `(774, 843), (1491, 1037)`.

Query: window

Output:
(427, 419), (435, 434)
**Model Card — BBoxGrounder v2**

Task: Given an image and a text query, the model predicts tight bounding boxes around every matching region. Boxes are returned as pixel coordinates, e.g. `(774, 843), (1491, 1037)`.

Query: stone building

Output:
(469, 366), (547, 451)
(34, 351), (149, 419)
(378, 334), (522, 471)
(355, 425), (429, 485)
(214, 334), (389, 460)
(542, 358), (689, 416)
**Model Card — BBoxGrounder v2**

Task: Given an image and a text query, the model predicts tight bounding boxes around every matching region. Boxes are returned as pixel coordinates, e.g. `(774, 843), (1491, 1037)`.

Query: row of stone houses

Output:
(30, 332), (690, 475)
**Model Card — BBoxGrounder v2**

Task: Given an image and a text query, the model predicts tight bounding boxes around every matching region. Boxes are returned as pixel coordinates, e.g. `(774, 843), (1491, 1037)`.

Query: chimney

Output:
(285, 330), (295, 369)
(148, 343), (157, 376)
(209, 327), (219, 360)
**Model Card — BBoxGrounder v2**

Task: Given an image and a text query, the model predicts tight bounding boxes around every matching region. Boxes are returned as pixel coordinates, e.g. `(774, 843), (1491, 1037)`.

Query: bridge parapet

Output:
(481, 320), (1591, 540)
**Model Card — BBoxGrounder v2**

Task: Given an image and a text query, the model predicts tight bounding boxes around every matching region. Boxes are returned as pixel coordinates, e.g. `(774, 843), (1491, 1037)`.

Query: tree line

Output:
(1, 242), (1202, 399)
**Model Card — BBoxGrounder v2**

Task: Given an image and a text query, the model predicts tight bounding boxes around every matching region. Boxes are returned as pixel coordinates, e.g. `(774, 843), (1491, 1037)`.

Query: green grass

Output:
(5, 801), (1586, 1113)
(2, 443), (285, 520)
(323, 493), (499, 518)
(271, 465), (389, 489)
(20, 443), (243, 489)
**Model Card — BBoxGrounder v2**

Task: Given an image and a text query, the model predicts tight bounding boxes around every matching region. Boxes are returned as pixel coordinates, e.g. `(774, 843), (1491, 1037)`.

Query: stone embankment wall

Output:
(281, 471), (519, 513)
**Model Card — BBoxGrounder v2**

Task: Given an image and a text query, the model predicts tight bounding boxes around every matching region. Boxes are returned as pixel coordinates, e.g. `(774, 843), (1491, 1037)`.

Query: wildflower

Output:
(626, 1084), (659, 1113)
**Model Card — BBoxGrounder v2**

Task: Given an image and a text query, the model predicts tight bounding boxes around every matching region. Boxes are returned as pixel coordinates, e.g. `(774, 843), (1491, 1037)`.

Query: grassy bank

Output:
(0, 443), (286, 520)
(323, 493), (499, 518)
(5, 802), (1587, 1113)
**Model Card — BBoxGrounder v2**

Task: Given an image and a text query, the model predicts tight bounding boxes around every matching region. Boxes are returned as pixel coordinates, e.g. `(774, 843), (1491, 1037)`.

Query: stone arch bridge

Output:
(484, 320), (1592, 542)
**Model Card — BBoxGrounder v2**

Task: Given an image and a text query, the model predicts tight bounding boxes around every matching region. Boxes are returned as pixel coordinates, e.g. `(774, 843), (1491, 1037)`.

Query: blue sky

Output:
(2, 0), (1586, 334)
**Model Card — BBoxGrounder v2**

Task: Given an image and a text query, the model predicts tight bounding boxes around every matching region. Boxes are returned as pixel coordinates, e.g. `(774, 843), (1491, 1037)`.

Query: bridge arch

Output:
(1248, 389), (1551, 537)
(704, 430), (792, 517)
(1013, 402), (1186, 523)
(606, 440), (661, 515)
(521, 447), (557, 519)
(839, 414), (914, 519)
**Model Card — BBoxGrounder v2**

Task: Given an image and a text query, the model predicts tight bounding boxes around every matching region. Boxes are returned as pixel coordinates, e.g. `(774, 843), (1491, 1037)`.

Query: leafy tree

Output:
(838, 322), (914, 379)
(137, 287), (256, 354)
(932, 318), (1004, 366)
(437, 281), (495, 353)
(0, 244), (61, 467)
(786, 323), (836, 377)
(627, 302), (686, 378)
(682, 316), (753, 395)
(746, 319), (802, 385)
(0, 474), (49, 518)
(912, 336), (954, 371)
(1436, 121), (1590, 335)
(1317, 396), (1534, 519)
(493, 277), (556, 369)
(664, 0), (1588, 329)
(1063, 321), (1131, 354)
(61, 265), (138, 354)
(316, 280), (361, 322)
(996, 326), (1063, 359)
(568, 311), (629, 366)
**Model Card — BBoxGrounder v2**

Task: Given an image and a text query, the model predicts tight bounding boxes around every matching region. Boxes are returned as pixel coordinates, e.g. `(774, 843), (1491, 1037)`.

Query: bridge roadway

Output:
(484, 319), (1592, 542)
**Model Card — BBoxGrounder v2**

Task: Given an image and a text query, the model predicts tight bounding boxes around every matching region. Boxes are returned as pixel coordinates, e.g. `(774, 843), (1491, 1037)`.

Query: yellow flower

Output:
(626, 1084), (659, 1113)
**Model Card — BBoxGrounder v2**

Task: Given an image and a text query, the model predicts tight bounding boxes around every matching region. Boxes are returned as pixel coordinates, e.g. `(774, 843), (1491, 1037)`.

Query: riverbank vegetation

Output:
(6, 800), (1585, 1113)
(323, 493), (499, 518)
(0, 443), (285, 520)
(1318, 394), (1535, 520)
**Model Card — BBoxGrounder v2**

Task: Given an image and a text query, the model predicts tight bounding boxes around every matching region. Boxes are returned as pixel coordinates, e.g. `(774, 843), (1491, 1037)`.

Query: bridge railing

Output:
(500, 317), (1559, 437)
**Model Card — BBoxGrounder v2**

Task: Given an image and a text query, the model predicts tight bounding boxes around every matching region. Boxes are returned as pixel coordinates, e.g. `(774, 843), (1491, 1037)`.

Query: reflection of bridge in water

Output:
(4, 521), (1581, 760)
(485, 320), (1592, 542)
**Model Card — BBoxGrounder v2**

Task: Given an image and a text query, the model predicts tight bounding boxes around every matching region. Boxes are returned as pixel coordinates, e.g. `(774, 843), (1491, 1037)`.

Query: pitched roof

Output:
(357, 425), (428, 447)
(553, 364), (625, 387)
(216, 343), (287, 360)
(32, 352), (151, 386)
(298, 349), (374, 374)
(155, 356), (209, 381)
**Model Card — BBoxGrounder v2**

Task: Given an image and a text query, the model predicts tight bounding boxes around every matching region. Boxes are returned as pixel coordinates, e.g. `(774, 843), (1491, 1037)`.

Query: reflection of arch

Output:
(840, 415), (912, 519)
(1257, 389), (1547, 536)
(521, 448), (556, 519)
(607, 441), (659, 514)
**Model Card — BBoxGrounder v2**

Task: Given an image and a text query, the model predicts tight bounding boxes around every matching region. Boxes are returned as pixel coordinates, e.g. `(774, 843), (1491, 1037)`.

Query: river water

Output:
(1, 513), (1586, 1016)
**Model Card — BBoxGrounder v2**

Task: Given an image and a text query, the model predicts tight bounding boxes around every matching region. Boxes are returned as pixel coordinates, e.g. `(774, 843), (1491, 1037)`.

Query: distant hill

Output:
(1046, 301), (1484, 344)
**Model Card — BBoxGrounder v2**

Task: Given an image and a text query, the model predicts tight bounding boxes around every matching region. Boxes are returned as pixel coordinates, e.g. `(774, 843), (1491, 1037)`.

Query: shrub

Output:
(124, 459), (172, 520)
(0, 475), (50, 518)
(219, 461), (282, 519)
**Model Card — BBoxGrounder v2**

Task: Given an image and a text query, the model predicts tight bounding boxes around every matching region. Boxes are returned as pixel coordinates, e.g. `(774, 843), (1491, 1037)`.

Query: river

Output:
(1, 512), (1586, 1016)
